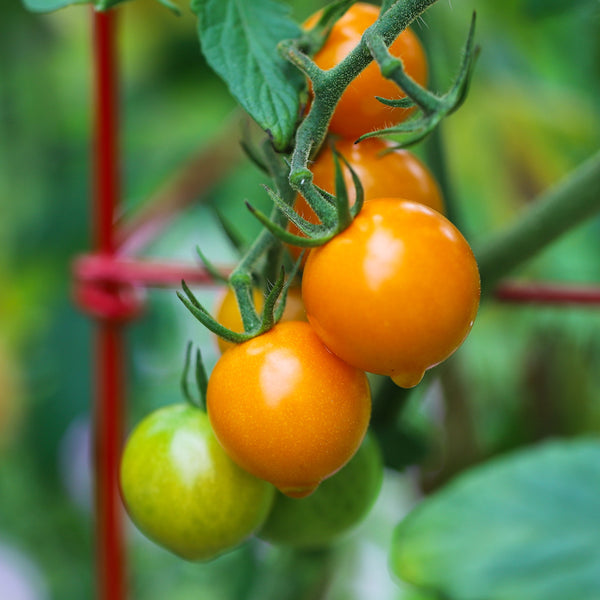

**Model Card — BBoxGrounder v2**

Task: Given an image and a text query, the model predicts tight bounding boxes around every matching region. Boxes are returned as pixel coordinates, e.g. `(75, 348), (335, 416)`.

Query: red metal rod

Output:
(74, 254), (232, 288)
(92, 8), (126, 600)
(495, 281), (600, 305)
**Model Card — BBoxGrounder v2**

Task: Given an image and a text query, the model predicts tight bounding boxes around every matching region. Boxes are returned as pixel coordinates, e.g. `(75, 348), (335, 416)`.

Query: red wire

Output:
(92, 8), (126, 600)
(495, 282), (600, 305)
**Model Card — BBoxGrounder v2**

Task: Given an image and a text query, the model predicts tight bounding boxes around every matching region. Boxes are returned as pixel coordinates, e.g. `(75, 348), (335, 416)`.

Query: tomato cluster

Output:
(119, 2), (480, 563)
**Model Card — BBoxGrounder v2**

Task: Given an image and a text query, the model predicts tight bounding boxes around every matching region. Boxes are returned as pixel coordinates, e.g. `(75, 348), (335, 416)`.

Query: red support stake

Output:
(92, 8), (127, 600)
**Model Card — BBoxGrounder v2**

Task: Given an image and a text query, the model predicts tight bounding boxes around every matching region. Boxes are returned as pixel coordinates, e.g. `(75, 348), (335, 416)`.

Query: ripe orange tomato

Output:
(287, 137), (444, 263)
(206, 321), (371, 498)
(214, 286), (307, 353)
(306, 2), (427, 139)
(302, 199), (480, 388)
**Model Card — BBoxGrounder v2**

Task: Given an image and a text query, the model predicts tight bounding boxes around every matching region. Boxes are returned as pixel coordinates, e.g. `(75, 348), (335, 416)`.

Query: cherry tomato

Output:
(287, 137), (444, 263)
(120, 404), (274, 561)
(206, 321), (372, 498)
(302, 199), (480, 388)
(259, 432), (383, 548)
(306, 2), (427, 139)
(214, 286), (306, 353)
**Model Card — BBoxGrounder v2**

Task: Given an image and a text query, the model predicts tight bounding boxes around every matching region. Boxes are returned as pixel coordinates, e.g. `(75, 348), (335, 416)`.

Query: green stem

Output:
(365, 32), (439, 113)
(475, 150), (600, 296)
(289, 0), (438, 180)
(229, 140), (295, 331)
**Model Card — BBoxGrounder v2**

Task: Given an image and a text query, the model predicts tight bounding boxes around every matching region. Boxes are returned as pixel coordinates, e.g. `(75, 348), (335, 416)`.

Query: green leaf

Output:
(192, 0), (305, 151)
(392, 439), (600, 600)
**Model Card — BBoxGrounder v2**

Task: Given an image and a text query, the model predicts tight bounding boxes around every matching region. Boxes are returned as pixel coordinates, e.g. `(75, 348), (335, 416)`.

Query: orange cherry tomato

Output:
(306, 2), (427, 139)
(302, 199), (480, 388)
(214, 286), (307, 353)
(206, 321), (371, 498)
(287, 137), (444, 263)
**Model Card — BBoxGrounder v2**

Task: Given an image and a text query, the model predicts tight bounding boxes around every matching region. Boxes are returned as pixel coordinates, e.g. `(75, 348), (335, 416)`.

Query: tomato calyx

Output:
(247, 144), (364, 249)
(178, 139), (306, 347)
(359, 12), (479, 147)
(180, 341), (208, 411)
(178, 265), (300, 346)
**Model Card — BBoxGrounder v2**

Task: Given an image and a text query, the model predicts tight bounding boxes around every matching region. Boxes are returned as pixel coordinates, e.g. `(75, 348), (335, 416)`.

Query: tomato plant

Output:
(302, 198), (481, 388)
(305, 2), (427, 139)
(120, 403), (274, 561)
(259, 432), (383, 548)
(206, 321), (371, 498)
(287, 137), (444, 262)
(17, 0), (600, 598)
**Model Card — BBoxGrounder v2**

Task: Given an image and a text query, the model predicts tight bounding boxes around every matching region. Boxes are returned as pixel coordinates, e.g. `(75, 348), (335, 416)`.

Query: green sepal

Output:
(261, 187), (330, 237)
(273, 256), (302, 322)
(177, 281), (251, 344)
(332, 146), (365, 224)
(360, 13), (478, 148)
(180, 342), (207, 411)
(196, 246), (229, 284)
(259, 267), (286, 332)
(210, 204), (248, 254)
(240, 123), (269, 175)
(246, 202), (336, 248)
(375, 96), (416, 109)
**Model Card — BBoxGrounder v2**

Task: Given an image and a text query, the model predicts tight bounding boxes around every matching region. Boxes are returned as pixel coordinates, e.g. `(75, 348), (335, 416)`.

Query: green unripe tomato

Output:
(120, 403), (275, 561)
(258, 432), (383, 548)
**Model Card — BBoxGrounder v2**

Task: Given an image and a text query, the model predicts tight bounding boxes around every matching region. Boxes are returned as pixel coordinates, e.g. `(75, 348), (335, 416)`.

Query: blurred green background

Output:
(1, 0), (599, 598)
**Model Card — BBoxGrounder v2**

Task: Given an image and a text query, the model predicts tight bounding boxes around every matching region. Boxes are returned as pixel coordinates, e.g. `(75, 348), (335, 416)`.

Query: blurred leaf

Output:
(523, 0), (595, 18)
(192, 0), (305, 151)
(21, 0), (87, 12)
(392, 438), (600, 600)
(21, 0), (179, 13)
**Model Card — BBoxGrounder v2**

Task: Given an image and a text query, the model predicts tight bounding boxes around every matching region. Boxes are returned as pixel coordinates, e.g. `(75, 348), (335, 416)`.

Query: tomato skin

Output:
(288, 137), (444, 263)
(258, 432), (383, 548)
(302, 199), (480, 387)
(215, 286), (306, 353)
(306, 2), (427, 139)
(206, 321), (371, 498)
(120, 404), (274, 561)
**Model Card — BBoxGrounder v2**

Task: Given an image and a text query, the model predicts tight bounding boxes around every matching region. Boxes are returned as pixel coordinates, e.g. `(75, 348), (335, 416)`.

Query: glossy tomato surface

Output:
(259, 432), (383, 548)
(207, 321), (371, 498)
(306, 2), (427, 139)
(287, 137), (444, 263)
(302, 199), (481, 388)
(120, 404), (274, 561)
(214, 286), (306, 353)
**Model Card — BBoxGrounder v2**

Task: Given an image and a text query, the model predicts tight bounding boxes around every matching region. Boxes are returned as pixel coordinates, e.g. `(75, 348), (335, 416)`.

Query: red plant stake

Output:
(91, 8), (126, 600)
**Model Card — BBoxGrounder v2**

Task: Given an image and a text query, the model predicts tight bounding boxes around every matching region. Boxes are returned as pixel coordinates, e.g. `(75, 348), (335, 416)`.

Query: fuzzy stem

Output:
(289, 0), (438, 180)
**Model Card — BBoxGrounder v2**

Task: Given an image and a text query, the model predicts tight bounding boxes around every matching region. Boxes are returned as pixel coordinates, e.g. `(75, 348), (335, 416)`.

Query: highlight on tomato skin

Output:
(304, 2), (428, 139)
(301, 199), (481, 387)
(206, 321), (372, 498)
(287, 137), (444, 264)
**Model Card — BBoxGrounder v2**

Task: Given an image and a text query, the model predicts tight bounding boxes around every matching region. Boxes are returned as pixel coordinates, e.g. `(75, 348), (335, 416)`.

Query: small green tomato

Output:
(120, 403), (275, 561)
